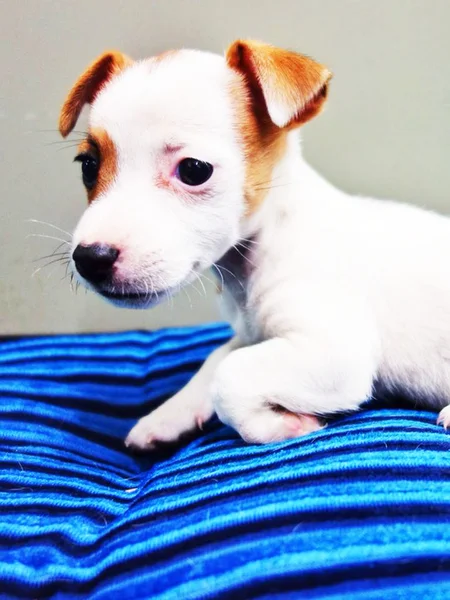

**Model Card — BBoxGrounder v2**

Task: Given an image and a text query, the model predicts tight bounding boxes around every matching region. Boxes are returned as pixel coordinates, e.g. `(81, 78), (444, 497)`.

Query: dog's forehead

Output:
(90, 50), (236, 140)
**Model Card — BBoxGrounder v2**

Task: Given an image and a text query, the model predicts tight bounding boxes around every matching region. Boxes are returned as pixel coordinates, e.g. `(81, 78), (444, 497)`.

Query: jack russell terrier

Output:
(59, 40), (450, 447)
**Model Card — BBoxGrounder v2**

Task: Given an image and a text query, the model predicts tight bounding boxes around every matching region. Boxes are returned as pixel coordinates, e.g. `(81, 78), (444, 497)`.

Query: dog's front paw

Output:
(212, 349), (324, 444)
(211, 341), (323, 444)
(219, 403), (323, 444)
(243, 411), (323, 444)
(125, 412), (201, 450)
(437, 406), (450, 431)
(125, 394), (213, 450)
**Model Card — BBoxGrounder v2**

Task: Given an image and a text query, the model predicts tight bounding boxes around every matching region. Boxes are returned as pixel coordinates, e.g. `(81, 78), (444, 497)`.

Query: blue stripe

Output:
(0, 323), (449, 598)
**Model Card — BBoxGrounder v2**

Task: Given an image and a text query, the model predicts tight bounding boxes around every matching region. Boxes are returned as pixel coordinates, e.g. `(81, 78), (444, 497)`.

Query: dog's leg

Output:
(437, 406), (450, 430)
(125, 338), (239, 449)
(211, 335), (377, 444)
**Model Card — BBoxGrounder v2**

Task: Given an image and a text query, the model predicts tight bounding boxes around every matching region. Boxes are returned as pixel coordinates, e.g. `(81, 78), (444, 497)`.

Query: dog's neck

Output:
(214, 132), (337, 315)
(215, 238), (255, 305)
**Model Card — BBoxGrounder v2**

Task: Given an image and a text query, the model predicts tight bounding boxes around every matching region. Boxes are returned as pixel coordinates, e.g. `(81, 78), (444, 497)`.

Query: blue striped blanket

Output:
(0, 323), (449, 599)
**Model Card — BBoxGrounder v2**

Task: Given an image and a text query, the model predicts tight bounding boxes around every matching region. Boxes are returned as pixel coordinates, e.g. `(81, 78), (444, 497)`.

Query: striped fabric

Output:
(0, 323), (449, 599)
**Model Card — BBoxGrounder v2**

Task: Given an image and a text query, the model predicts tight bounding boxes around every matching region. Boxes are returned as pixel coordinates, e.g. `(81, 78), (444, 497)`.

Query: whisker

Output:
(147, 276), (155, 297)
(31, 265), (44, 278)
(64, 261), (71, 281)
(220, 264), (245, 291)
(32, 257), (70, 275)
(213, 263), (245, 291)
(47, 257), (70, 268)
(252, 173), (288, 187)
(191, 280), (205, 298)
(32, 251), (70, 263)
(35, 260), (68, 280)
(57, 144), (84, 152)
(197, 271), (216, 288)
(237, 242), (253, 253)
(51, 241), (69, 255)
(27, 221), (72, 244)
(46, 261), (69, 279)
(233, 244), (256, 268)
(159, 273), (174, 309)
(44, 139), (85, 146)
(26, 233), (71, 245)
(239, 237), (259, 246)
(192, 271), (207, 297)
(253, 182), (293, 192)
(211, 263), (225, 290)
(34, 129), (88, 136)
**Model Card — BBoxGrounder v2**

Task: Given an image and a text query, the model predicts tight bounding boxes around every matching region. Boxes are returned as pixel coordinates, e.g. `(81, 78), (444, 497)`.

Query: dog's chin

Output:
(97, 289), (170, 310)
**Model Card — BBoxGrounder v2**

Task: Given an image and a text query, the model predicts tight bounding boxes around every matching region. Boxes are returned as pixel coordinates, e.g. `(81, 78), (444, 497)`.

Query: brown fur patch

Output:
(59, 50), (132, 138)
(78, 128), (117, 203)
(227, 40), (331, 128)
(226, 40), (332, 213)
(229, 73), (287, 213)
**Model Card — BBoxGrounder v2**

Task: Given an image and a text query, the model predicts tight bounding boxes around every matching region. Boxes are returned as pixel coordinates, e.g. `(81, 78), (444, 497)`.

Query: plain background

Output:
(1, 0), (449, 334)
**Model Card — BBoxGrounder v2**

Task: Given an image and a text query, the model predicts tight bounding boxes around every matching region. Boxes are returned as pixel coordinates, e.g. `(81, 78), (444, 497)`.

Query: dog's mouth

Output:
(76, 263), (201, 309)
(101, 290), (149, 300)
(98, 288), (165, 309)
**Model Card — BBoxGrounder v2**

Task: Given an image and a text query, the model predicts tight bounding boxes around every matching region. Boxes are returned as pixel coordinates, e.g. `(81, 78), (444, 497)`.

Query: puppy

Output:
(59, 40), (450, 447)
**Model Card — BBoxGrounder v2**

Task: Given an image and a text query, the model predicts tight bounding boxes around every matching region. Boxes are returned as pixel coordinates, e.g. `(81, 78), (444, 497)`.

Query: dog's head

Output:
(60, 41), (331, 308)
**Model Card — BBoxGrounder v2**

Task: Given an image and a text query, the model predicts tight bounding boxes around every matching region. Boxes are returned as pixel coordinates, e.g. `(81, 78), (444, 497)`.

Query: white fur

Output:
(211, 134), (450, 442)
(70, 49), (450, 446)
(74, 52), (245, 307)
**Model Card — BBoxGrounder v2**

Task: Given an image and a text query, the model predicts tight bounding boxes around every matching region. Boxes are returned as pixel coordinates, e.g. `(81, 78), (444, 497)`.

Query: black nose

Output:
(72, 244), (120, 284)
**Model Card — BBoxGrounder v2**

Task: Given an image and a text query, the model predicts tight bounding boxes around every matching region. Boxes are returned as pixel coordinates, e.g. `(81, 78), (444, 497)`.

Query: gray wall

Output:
(1, 0), (449, 334)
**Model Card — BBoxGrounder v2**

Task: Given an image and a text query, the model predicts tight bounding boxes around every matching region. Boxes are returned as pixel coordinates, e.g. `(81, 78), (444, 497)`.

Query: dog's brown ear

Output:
(226, 40), (331, 129)
(59, 51), (132, 137)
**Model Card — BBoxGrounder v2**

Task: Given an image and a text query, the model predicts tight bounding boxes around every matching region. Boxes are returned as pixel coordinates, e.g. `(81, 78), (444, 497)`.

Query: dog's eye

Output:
(176, 158), (213, 186)
(74, 154), (99, 190)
